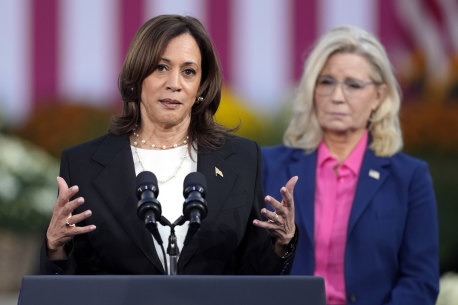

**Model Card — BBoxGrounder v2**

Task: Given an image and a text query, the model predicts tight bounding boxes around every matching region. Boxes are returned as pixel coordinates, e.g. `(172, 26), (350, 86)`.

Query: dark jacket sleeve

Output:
(235, 141), (296, 275)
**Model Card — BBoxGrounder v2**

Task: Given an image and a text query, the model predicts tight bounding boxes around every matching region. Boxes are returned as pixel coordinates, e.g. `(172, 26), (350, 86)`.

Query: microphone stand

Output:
(152, 214), (198, 275)
(167, 216), (186, 275)
(167, 227), (179, 275)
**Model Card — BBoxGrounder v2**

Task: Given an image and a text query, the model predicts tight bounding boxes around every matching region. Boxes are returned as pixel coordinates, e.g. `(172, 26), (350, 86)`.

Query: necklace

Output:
(132, 129), (189, 150)
(133, 145), (189, 184)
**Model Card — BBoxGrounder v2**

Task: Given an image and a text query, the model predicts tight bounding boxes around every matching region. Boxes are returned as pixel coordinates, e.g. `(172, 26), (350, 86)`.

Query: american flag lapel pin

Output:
(215, 167), (223, 177)
(368, 169), (380, 180)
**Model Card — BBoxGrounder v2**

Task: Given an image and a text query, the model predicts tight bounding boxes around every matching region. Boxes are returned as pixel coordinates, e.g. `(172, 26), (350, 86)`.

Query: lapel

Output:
(347, 148), (390, 239)
(288, 149), (317, 248)
(178, 143), (238, 269)
(90, 134), (165, 273)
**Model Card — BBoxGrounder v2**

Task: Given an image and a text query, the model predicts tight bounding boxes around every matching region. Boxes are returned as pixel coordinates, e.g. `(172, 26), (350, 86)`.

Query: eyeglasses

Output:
(315, 76), (380, 98)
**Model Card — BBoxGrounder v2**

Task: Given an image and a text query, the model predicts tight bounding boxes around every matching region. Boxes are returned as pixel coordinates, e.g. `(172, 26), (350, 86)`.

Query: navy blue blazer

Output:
(262, 145), (439, 305)
(40, 133), (292, 275)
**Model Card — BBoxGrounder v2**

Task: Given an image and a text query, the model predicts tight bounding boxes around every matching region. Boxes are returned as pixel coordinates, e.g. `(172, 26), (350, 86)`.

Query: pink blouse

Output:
(313, 131), (368, 304)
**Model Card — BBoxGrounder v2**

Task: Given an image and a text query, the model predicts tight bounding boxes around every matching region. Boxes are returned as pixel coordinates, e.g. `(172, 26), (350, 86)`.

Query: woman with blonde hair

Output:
(263, 25), (439, 304)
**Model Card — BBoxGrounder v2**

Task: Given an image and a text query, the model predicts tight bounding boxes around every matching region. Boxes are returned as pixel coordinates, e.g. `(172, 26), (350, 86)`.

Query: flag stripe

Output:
(207, 0), (232, 83)
(319, 0), (376, 35)
(120, 0), (145, 63)
(378, 0), (401, 52)
(292, 0), (317, 82)
(0, 0), (451, 124)
(58, 0), (119, 106)
(232, 0), (292, 108)
(0, 0), (31, 124)
(32, 0), (58, 105)
(146, 0), (206, 23)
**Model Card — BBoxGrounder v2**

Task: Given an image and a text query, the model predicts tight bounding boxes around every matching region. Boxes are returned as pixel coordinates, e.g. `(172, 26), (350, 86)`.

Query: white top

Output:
(131, 144), (198, 274)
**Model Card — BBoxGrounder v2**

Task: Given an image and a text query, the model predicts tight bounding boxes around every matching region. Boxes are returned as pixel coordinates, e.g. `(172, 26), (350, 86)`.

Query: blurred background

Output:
(1, 0), (457, 303)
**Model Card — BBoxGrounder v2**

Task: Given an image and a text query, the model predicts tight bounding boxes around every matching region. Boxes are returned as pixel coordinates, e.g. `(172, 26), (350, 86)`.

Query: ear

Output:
(372, 83), (387, 111)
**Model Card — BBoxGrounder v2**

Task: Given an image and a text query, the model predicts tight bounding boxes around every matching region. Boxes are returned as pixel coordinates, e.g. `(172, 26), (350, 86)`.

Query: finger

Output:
(264, 196), (284, 214)
(260, 208), (279, 222)
(56, 177), (69, 207)
(285, 176), (299, 195)
(66, 224), (97, 236)
(61, 197), (85, 216)
(252, 219), (280, 231)
(280, 186), (293, 208)
(57, 176), (69, 193)
(56, 177), (79, 207)
(281, 176), (298, 208)
(67, 210), (92, 226)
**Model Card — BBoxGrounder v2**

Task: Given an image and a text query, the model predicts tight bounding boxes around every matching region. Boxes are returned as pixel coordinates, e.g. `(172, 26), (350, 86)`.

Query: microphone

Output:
(136, 171), (163, 245)
(182, 172), (208, 245)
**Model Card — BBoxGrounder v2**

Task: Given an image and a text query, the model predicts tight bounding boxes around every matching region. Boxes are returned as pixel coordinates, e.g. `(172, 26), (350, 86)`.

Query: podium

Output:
(18, 275), (326, 305)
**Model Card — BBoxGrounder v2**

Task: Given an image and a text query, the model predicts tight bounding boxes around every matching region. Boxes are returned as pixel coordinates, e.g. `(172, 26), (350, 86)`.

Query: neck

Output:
(323, 129), (366, 163)
(132, 124), (189, 150)
(140, 114), (191, 145)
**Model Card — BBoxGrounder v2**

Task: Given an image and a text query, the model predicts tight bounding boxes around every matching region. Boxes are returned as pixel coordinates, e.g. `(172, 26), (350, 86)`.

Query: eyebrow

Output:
(159, 57), (199, 67)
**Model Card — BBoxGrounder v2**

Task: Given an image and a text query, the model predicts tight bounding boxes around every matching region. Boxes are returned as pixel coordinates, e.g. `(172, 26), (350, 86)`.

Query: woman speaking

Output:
(41, 15), (297, 275)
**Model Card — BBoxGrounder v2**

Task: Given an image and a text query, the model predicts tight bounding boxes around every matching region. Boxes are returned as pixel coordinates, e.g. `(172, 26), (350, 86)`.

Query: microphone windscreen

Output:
(183, 172), (207, 190)
(136, 171), (158, 189)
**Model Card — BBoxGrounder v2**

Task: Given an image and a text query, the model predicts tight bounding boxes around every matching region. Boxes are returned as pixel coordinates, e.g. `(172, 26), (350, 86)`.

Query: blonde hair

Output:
(284, 25), (403, 157)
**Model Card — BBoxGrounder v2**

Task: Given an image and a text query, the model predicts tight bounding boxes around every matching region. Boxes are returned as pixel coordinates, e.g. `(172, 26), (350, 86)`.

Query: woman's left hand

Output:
(253, 176), (298, 257)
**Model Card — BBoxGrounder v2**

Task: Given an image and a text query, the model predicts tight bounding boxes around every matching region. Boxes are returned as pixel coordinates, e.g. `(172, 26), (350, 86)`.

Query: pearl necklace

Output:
(133, 144), (189, 184)
(132, 130), (189, 150)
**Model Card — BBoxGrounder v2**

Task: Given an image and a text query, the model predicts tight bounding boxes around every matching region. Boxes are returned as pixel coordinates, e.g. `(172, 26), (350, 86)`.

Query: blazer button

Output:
(349, 294), (357, 303)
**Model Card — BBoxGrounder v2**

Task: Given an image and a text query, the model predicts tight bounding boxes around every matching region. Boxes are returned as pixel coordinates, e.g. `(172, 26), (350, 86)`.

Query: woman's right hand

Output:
(46, 176), (96, 260)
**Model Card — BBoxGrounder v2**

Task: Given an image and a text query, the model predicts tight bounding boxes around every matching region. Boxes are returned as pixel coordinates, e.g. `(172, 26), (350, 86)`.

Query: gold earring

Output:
(197, 96), (204, 103)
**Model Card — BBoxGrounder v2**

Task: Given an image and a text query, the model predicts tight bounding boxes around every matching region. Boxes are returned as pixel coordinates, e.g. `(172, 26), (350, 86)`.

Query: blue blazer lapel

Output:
(289, 150), (317, 247)
(91, 134), (165, 273)
(348, 149), (390, 239)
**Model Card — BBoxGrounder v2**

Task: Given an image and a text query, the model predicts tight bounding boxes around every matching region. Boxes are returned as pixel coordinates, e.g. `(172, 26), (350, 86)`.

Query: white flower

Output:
(0, 169), (20, 201)
(0, 133), (59, 230)
(0, 134), (57, 182)
(25, 186), (57, 214)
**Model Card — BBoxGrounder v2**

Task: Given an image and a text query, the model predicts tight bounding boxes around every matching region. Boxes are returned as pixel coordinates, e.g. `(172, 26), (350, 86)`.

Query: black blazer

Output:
(41, 133), (291, 275)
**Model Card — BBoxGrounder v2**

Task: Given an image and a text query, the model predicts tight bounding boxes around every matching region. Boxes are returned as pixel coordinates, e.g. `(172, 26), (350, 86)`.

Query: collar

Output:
(317, 130), (368, 175)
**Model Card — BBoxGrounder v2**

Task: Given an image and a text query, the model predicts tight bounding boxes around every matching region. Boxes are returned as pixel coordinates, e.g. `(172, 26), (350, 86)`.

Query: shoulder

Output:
(385, 151), (430, 175)
(389, 151), (428, 167)
(262, 145), (309, 166)
(61, 133), (128, 158)
(262, 145), (297, 158)
(62, 134), (110, 156)
(198, 134), (261, 166)
(367, 151), (433, 191)
(219, 134), (260, 157)
(223, 134), (258, 149)
(63, 134), (108, 152)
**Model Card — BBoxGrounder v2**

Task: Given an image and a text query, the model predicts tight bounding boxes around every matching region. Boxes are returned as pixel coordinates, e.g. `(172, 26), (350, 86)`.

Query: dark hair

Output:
(109, 14), (231, 150)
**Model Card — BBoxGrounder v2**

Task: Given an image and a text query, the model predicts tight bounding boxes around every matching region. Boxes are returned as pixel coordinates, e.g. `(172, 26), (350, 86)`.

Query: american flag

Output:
(0, 0), (456, 126)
